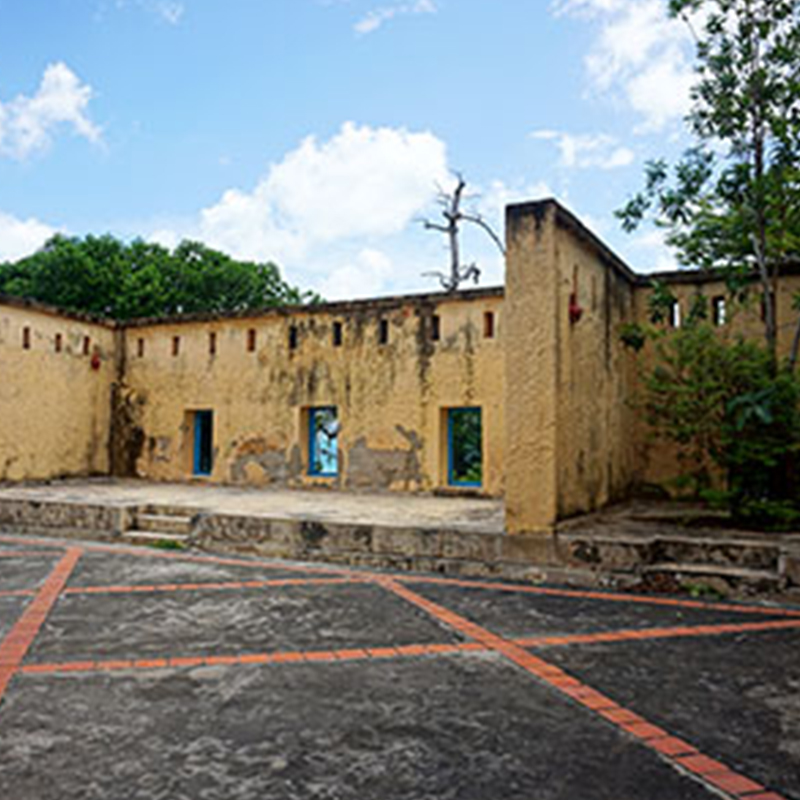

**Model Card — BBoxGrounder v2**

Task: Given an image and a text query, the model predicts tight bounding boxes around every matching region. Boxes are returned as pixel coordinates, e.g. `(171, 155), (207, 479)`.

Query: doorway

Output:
(193, 410), (214, 477)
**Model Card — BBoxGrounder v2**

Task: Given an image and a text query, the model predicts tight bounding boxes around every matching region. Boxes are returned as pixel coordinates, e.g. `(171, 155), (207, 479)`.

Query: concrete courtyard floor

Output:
(0, 534), (798, 800)
(0, 478), (505, 534)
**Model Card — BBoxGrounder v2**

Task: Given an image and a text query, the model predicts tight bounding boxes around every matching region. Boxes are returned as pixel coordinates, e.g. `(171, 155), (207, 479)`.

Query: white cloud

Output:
(624, 228), (679, 273)
(192, 122), (449, 264)
(153, 1), (184, 25)
(0, 63), (101, 160)
(552, 0), (696, 131)
(531, 130), (634, 170)
(355, 0), (437, 36)
(0, 212), (60, 262)
(318, 248), (395, 300)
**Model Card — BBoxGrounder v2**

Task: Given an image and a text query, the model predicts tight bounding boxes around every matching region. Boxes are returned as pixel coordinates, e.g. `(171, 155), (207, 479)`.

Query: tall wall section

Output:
(119, 290), (505, 495)
(0, 297), (117, 482)
(503, 200), (639, 534)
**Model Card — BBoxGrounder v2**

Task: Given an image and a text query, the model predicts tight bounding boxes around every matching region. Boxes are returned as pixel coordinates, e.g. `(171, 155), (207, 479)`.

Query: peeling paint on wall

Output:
(347, 426), (423, 490)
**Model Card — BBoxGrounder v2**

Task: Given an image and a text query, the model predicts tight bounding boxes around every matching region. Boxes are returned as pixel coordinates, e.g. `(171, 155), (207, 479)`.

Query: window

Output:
(332, 321), (343, 347)
(668, 301), (681, 329)
(484, 311), (495, 339)
(55, 333), (62, 353)
(137, 338), (145, 358)
(308, 407), (339, 477)
(172, 336), (180, 356)
(712, 296), (727, 326)
(247, 329), (257, 352)
(431, 314), (441, 342)
(289, 325), (298, 351)
(22, 327), (30, 350)
(447, 408), (482, 487)
(83, 336), (91, 356)
(378, 319), (389, 345)
(209, 332), (217, 356)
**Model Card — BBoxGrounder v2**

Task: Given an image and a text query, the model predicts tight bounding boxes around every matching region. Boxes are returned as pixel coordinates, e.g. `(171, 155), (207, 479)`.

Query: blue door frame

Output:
(193, 410), (214, 476)
(447, 407), (483, 487)
(308, 406), (338, 477)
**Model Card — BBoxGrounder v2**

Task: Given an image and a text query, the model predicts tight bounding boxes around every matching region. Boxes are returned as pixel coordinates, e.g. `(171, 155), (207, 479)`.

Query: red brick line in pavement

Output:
(62, 577), (360, 596)
(0, 589), (36, 598)
(0, 548), (82, 704)
(402, 574), (800, 618)
(0, 551), (62, 559)
(377, 576), (787, 800)
(0, 533), (797, 621)
(17, 616), (800, 677)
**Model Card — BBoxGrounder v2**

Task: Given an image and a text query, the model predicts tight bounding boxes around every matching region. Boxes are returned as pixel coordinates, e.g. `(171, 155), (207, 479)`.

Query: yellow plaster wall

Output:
(551, 217), (639, 519)
(121, 292), (505, 495)
(632, 274), (800, 489)
(0, 301), (116, 481)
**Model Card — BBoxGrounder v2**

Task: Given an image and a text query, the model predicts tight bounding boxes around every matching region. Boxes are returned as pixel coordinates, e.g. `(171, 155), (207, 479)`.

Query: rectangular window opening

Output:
(669, 301), (681, 329)
(712, 296), (727, 326)
(378, 319), (389, 346)
(193, 410), (214, 477)
(447, 408), (483, 488)
(209, 332), (217, 356)
(308, 407), (339, 477)
(332, 321), (343, 347)
(172, 336), (180, 357)
(137, 338), (145, 358)
(484, 311), (495, 339)
(247, 329), (257, 352)
(55, 333), (62, 353)
(22, 327), (30, 350)
(289, 325), (298, 351)
(431, 314), (441, 342)
(83, 336), (91, 356)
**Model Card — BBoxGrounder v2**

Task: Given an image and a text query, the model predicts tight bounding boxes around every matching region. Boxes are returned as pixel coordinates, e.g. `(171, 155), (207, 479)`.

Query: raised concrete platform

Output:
(1, 481), (799, 593)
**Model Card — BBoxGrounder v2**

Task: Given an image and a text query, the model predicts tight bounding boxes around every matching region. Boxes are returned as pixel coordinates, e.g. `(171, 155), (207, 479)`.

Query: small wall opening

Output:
(378, 319), (389, 345)
(172, 336), (180, 357)
(712, 296), (727, 326)
(137, 338), (145, 358)
(447, 407), (483, 487)
(431, 314), (441, 342)
(307, 406), (339, 477)
(289, 325), (298, 351)
(332, 321), (343, 347)
(83, 336), (91, 356)
(22, 327), (30, 350)
(55, 333), (62, 353)
(208, 332), (217, 356)
(247, 329), (257, 352)
(483, 311), (495, 339)
(668, 301), (681, 329)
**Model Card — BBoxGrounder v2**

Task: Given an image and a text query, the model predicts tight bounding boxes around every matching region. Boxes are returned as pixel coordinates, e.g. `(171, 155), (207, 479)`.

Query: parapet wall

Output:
(0, 297), (117, 482)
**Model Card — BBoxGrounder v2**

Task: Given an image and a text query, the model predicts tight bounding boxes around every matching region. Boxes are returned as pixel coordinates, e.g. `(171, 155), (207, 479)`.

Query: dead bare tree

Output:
(420, 173), (506, 293)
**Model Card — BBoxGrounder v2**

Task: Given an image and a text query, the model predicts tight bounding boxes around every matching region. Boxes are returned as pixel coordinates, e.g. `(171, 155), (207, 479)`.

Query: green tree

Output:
(0, 234), (319, 320)
(617, 0), (800, 361)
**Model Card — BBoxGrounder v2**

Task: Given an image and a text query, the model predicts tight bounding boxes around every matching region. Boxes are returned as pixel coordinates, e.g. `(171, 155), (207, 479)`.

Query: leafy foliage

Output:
(617, 0), (800, 356)
(631, 310), (800, 523)
(0, 234), (319, 320)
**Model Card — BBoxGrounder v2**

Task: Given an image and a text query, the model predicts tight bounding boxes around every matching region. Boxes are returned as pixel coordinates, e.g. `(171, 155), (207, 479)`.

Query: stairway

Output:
(121, 505), (197, 548)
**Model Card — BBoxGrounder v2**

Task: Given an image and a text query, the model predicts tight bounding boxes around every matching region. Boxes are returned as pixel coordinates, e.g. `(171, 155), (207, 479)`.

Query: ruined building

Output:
(2, 199), (797, 536)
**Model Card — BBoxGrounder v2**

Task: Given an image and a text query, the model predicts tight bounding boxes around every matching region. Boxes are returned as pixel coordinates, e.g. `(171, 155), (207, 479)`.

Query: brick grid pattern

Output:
(0, 534), (796, 800)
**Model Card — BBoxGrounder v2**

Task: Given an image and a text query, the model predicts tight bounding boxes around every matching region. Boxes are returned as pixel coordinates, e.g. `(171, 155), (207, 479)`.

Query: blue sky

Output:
(0, 0), (698, 299)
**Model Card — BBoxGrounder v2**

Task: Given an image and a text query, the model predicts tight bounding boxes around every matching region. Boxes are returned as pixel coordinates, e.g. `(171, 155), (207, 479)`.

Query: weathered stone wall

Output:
(0, 298), (117, 482)
(120, 290), (505, 495)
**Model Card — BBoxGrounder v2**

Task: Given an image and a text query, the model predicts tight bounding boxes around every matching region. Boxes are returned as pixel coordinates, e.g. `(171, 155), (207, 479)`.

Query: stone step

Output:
(560, 533), (782, 572)
(121, 530), (190, 548)
(642, 562), (782, 591)
(136, 513), (193, 535)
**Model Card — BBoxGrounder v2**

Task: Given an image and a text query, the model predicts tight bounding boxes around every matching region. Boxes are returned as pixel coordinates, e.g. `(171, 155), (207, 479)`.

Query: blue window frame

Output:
(193, 410), (214, 476)
(447, 407), (482, 487)
(308, 406), (339, 477)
